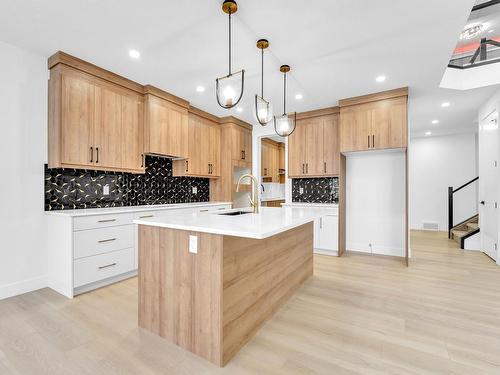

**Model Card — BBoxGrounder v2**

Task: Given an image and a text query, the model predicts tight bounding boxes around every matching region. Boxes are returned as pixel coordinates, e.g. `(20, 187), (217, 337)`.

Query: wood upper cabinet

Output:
(339, 89), (408, 153)
(173, 112), (220, 178)
(288, 111), (340, 178)
(230, 125), (252, 162)
(144, 92), (188, 158)
(261, 139), (280, 182)
(49, 64), (144, 173)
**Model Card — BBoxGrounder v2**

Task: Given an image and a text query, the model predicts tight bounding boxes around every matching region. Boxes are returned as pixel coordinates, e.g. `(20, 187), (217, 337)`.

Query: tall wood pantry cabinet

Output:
(48, 54), (145, 173)
(288, 108), (340, 178)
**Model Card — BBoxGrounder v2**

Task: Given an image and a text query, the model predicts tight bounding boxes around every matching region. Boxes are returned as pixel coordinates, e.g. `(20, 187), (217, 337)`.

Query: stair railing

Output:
(448, 176), (479, 239)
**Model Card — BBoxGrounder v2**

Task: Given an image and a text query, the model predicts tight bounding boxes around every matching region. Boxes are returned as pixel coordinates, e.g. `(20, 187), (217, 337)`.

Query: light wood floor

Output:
(1, 230), (500, 374)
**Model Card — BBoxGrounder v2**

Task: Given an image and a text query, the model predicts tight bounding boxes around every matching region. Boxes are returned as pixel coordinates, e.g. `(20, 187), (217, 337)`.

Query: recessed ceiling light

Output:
(441, 102), (450, 108)
(295, 93), (303, 100)
(196, 86), (205, 93)
(425, 131), (432, 136)
(432, 119), (439, 124)
(375, 75), (386, 83)
(236, 107), (243, 113)
(129, 49), (140, 59)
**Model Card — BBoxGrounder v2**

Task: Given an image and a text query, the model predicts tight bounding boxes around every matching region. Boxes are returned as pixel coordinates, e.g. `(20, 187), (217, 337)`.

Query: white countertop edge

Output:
(261, 196), (286, 202)
(45, 202), (232, 217)
(133, 216), (316, 239)
(282, 202), (339, 208)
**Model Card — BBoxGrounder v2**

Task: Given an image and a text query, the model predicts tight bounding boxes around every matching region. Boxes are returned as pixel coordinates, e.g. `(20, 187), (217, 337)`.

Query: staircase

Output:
(448, 177), (479, 249)
(450, 215), (480, 248)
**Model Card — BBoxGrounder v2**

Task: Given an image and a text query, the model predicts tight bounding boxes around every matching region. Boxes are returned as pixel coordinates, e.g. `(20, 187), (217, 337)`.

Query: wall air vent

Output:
(423, 221), (440, 231)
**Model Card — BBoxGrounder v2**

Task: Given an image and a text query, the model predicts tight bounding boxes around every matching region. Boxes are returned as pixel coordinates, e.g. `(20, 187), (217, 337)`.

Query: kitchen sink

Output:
(217, 210), (252, 216)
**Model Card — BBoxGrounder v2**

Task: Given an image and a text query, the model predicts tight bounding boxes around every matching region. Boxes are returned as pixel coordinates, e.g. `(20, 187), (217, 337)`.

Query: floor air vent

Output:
(423, 221), (439, 231)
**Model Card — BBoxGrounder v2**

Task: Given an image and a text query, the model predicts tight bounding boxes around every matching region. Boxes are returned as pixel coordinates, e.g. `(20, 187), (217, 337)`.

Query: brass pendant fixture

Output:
(274, 64), (296, 137)
(255, 39), (273, 125)
(216, 0), (245, 109)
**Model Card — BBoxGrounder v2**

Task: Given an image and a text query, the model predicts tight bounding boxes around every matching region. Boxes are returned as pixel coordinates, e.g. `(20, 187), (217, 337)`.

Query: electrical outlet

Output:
(299, 187), (304, 195)
(103, 184), (110, 196)
(192, 186), (198, 195)
(189, 235), (198, 254)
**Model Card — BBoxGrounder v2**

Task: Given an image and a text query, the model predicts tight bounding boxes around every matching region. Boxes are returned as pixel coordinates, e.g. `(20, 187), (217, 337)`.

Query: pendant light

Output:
(216, 0), (245, 109)
(255, 39), (273, 125)
(274, 65), (296, 137)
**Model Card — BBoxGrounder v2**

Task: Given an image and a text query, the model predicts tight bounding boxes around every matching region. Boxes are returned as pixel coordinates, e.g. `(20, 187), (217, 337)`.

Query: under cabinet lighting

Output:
(129, 49), (141, 59)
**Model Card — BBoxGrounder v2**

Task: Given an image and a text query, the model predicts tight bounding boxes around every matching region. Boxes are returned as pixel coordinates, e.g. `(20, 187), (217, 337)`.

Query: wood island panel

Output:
(138, 222), (313, 367)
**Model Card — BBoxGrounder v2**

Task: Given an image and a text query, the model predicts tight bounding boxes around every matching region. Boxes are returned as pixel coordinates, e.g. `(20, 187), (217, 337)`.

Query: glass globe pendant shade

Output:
(274, 112), (296, 137)
(255, 94), (273, 125)
(216, 69), (244, 109)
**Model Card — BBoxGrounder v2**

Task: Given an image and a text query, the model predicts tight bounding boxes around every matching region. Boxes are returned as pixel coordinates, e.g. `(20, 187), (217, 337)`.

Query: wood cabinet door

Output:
(146, 96), (188, 158)
(61, 74), (95, 167)
(304, 117), (324, 176)
(323, 114), (340, 175)
(187, 116), (202, 175)
(388, 96), (408, 149)
(208, 123), (221, 176)
(121, 93), (144, 171)
(370, 100), (390, 150)
(279, 144), (285, 171)
(261, 142), (269, 177)
(231, 127), (243, 161)
(94, 85), (122, 169)
(340, 105), (372, 152)
(272, 145), (280, 182)
(288, 120), (306, 177)
(244, 131), (252, 162)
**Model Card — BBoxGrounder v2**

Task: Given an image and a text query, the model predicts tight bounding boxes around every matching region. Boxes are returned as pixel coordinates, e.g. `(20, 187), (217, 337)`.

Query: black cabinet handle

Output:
(90, 147), (93, 163)
(302, 164), (305, 174)
(141, 154), (144, 168)
(306, 163), (308, 174)
(185, 160), (189, 172)
(368, 135), (370, 148)
(372, 135), (375, 148)
(96, 147), (99, 163)
(324, 162), (326, 173)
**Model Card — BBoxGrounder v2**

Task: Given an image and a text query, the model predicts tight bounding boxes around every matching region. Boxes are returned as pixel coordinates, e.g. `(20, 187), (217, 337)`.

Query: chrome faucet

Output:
(236, 174), (259, 214)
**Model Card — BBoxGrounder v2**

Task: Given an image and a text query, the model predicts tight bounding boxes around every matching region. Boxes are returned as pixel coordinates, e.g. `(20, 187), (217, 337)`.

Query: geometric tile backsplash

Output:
(292, 177), (339, 204)
(45, 156), (210, 211)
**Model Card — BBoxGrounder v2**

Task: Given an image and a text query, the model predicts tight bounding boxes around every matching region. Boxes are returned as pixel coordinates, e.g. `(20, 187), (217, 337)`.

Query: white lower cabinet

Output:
(47, 203), (231, 298)
(318, 215), (338, 251)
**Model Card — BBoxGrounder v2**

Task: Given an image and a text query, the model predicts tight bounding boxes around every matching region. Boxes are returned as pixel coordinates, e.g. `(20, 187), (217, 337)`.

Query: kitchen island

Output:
(134, 206), (329, 366)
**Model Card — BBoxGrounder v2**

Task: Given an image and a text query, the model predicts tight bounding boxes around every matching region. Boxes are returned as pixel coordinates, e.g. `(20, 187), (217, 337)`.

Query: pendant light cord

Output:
(283, 71), (287, 115)
(261, 48), (264, 97)
(228, 11), (232, 75)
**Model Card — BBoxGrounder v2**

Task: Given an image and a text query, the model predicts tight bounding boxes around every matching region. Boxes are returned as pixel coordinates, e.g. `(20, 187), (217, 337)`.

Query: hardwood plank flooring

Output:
(1, 230), (499, 374)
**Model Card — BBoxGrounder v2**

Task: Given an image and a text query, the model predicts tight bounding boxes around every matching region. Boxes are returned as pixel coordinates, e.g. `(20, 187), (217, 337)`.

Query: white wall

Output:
(0, 41), (48, 299)
(346, 151), (406, 256)
(410, 133), (478, 231)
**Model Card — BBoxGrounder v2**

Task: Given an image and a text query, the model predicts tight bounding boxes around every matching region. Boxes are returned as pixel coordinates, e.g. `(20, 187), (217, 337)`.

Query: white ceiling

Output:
(0, 0), (497, 138)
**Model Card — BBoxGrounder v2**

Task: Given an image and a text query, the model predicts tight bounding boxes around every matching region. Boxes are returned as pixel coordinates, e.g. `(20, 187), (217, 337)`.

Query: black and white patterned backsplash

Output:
(45, 156), (209, 211)
(292, 177), (339, 204)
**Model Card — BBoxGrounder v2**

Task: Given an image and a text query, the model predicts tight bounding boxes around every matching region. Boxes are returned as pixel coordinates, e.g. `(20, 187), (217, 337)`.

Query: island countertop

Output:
(133, 206), (333, 239)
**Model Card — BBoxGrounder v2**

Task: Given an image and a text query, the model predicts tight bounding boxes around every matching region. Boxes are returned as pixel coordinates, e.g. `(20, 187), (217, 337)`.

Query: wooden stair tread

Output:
(466, 222), (479, 230)
(451, 230), (468, 238)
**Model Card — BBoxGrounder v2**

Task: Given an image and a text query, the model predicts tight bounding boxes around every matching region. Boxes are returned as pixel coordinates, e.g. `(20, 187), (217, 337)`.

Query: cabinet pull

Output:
(96, 147), (99, 163)
(324, 162), (327, 173)
(320, 217), (322, 229)
(368, 135), (370, 148)
(185, 160), (189, 172)
(200, 209), (209, 212)
(306, 163), (308, 174)
(98, 262), (117, 270)
(302, 164), (305, 174)
(372, 135), (375, 148)
(90, 147), (93, 163)
(98, 219), (116, 223)
(141, 154), (144, 168)
(139, 214), (154, 219)
(98, 238), (116, 244)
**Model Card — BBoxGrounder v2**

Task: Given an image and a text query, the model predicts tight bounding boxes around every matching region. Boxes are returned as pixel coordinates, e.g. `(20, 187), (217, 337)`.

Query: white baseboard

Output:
(347, 242), (404, 257)
(0, 275), (48, 300)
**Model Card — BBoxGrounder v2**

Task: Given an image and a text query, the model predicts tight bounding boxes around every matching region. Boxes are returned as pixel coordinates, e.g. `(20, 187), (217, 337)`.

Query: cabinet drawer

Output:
(73, 247), (135, 288)
(197, 205), (231, 213)
(73, 213), (134, 231)
(74, 225), (134, 259)
(133, 211), (160, 220)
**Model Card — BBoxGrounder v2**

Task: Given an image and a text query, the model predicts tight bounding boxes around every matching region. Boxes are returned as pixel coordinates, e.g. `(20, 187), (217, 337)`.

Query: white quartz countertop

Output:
(282, 202), (338, 209)
(260, 196), (285, 202)
(44, 202), (232, 217)
(134, 206), (335, 239)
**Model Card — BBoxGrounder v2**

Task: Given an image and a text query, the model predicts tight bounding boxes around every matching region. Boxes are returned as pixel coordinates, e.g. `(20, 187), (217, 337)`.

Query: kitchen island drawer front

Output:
(74, 225), (134, 259)
(73, 247), (134, 288)
(73, 213), (134, 231)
